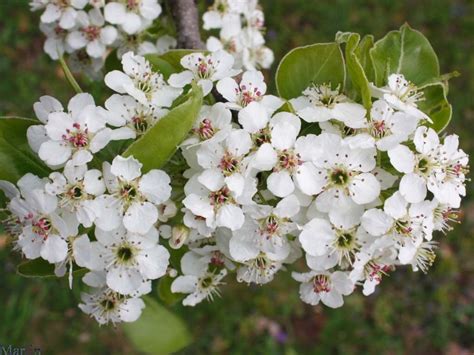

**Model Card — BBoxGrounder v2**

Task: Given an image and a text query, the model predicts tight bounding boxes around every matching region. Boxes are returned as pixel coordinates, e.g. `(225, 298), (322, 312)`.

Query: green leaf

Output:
(336, 32), (372, 109)
(17, 259), (86, 278)
(123, 84), (203, 171)
(157, 276), (184, 306)
(123, 296), (191, 354)
(370, 24), (454, 132)
(419, 82), (452, 132)
(357, 35), (375, 82)
(369, 23), (440, 87)
(105, 50), (122, 73)
(276, 42), (346, 99)
(145, 54), (178, 80)
(0, 117), (50, 183)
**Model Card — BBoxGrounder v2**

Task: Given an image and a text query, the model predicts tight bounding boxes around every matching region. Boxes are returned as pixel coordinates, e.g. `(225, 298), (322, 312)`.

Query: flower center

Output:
(237, 84), (262, 107)
(55, 0), (71, 8)
(200, 276), (214, 289)
(63, 123), (89, 148)
(305, 84), (347, 108)
(252, 127), (271, 147)
(32, 217), (52, 238)
(132, 68), (165, 100)
(54, 25), (67, 36)
(126, 0), (141, 12)
(312, 275), (331, 293)
(120, 184), (137, 199)
(196, 118), (215, 140)
(132, 115), (149, 134)
(100, 298), (117, 311)
(370, 119), (391, 138)
(276, 149), (302, 173)
(329, 168), (349, 186)
(260, 215), (280, 238)
(393, 76), (424, 105)
(336, 232), (353, 248)
(218, 152), (240, 176)
(365, 261), (391, 282)
(117, 246), (134, 263)
(394, 219), (413, 236)
(68, 185), (83, 200)
(196, 58), (215, 79)
(82, 26), (101, 41)
(210, 251), (225, 267)
(209, 187), (231, 207)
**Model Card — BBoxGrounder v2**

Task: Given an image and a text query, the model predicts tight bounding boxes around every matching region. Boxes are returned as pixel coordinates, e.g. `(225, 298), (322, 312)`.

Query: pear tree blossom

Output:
(2, 7), (470, 330)
(93, 155), (171, 234)
(105, 51), (183, 108)
(169, 50), (240, 96)
(86, 225), (170, 295)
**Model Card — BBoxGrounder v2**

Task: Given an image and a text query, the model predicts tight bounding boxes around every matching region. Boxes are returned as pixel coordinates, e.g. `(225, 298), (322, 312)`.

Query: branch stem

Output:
(167, 0), (205, 49)
(59, 56), (83, 94)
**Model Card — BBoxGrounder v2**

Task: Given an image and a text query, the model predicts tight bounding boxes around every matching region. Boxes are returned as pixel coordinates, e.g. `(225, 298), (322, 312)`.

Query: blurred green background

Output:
(1, 0), (473, 354)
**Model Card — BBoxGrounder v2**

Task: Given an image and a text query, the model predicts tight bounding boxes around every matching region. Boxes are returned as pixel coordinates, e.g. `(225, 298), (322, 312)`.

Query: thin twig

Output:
(59, 56), (83, 94)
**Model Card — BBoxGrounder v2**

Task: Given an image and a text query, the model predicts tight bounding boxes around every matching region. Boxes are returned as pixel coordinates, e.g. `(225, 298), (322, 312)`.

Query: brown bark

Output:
(167, 0), (205, 49)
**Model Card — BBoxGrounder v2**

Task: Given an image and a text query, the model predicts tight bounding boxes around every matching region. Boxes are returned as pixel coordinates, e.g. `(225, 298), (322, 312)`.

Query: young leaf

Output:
(123, 84), (203, 171)
(419, 82), (452, 132)
(145, 54), (178, 80)
(336, 32), (372, 109)
(123, 296), (191, 354)
(369, 23), (440, 87)
(275, 42), (346, 99)
(157, 276), (185, 306)
(357, 35), (375, 83)
(17, 258), (86, 278)
(0, 117), (50, 183)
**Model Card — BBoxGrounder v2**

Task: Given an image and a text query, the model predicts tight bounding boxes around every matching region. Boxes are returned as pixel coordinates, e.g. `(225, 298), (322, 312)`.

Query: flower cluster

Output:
(30, 0), (176, 77)
(1, 52), (183, 324)
(171, 67), (468, 308)
(1, 49), (468, 325)
(203, 0), (274, 70)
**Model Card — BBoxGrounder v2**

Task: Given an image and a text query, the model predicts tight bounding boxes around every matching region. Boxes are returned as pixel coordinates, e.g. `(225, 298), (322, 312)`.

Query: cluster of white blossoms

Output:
(1, 52), (183, 325)
(30, 0), (274, 78)
(0, 49), (468, 324)
(202, 0), (274, 70)
(30, 0), (176, 77)
(171, 65), (468, 308)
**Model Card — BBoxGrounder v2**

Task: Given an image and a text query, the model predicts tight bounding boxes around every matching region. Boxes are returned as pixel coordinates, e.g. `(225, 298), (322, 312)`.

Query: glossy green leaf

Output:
(17, 258), (86, 278)
(336, 32), (372, 109)
(419, 82), (452, 132)
(369, 23), (440, 87)
(123, 84), (203, 171)
(123, 296), (191, 354)
(0, 117), (50, 183)
(357, 35), (375, 83)
(105, 50), (122, 73)
(157, 276), (184, 306)
(145, 54), (178, 80)
(276, 42), (346, 99)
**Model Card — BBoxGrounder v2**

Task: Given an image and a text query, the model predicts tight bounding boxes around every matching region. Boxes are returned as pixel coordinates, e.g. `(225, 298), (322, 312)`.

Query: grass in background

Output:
(0, 0), (473, 353)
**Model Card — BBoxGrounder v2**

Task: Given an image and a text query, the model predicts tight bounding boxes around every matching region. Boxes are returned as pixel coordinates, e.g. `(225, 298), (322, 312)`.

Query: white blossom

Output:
(169, 51), (240, 96)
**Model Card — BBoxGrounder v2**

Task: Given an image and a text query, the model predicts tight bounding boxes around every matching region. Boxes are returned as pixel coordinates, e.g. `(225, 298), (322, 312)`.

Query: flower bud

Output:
(170, 225), (189, 249)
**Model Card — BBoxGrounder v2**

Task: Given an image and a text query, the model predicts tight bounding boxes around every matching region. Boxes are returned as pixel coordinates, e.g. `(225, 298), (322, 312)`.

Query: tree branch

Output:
(168, 0), (205, 50)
